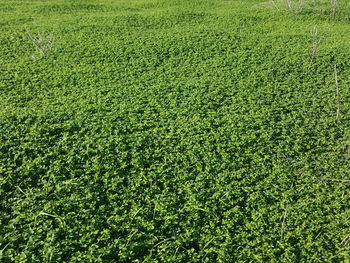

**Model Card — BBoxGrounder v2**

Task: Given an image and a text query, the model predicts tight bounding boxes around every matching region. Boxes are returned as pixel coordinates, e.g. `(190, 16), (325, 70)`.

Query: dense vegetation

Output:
(1, 0), (350, 262)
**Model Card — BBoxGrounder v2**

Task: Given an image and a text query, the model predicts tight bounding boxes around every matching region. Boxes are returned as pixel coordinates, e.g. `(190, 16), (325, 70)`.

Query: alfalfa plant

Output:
(25, 27), (54, 59)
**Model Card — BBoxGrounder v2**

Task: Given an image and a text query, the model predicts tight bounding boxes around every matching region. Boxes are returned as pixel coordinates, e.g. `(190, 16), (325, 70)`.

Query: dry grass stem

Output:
(332, 0), (338, 18)
(311, 25), (319, 62)
(280, 204), (288, 241)
(334, 64), (340, 120)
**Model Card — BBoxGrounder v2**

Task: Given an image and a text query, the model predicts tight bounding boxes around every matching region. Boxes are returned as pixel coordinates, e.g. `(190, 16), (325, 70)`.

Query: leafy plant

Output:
(0, 0), (350, 262)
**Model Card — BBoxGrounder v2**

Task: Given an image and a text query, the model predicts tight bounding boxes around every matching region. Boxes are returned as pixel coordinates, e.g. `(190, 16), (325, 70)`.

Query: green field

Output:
(1, 0), (350, 262)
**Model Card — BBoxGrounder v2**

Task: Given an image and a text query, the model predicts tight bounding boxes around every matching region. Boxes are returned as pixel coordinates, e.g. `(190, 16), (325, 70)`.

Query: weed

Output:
(1, 0), (350, 262)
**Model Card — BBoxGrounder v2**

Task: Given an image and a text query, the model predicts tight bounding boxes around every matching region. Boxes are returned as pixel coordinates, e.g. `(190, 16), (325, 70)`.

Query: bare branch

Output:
(334, 64), (340, 120)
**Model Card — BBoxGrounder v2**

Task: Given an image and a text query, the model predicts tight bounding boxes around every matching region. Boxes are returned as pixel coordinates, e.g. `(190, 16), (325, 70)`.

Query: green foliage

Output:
(1, 0), (350, 262)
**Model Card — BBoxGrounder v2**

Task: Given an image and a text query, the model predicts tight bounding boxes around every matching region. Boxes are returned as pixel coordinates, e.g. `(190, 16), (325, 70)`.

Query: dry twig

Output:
(280, 204), (288, 241)
(334, 64), (340, 120)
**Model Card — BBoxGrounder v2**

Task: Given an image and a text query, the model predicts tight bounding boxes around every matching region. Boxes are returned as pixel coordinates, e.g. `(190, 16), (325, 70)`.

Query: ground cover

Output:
(1, 0), (350, 261)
